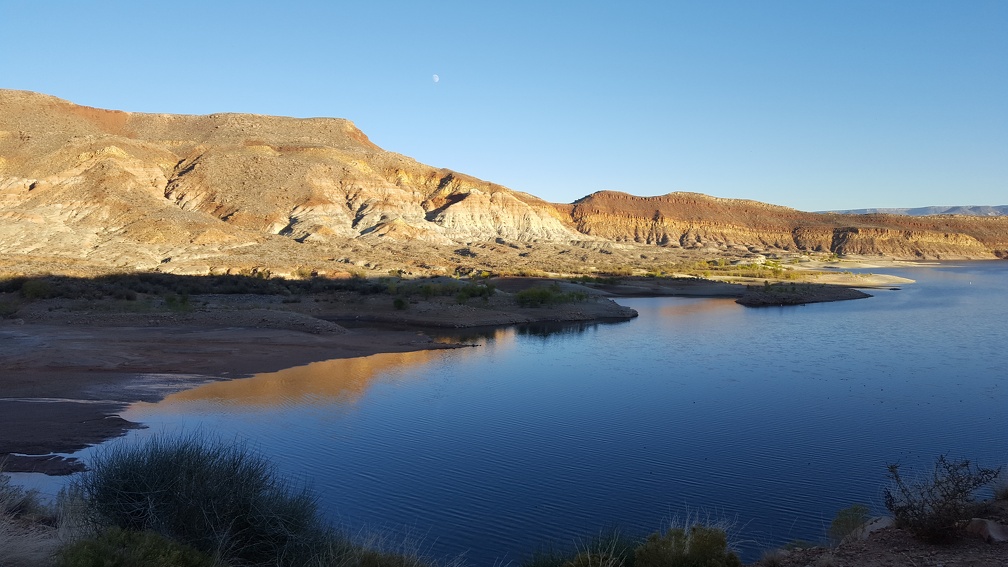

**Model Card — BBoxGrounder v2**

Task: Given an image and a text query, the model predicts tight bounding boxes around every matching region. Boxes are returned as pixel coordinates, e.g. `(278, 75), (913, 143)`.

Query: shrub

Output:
(522, 529), (636, 567)
(393, 297), (408, 310)
(883, 455), (1001, 542)
(633, 525), (741, 567)
(992, 465), (1008, 501)
(67, 433), (334, 566)
(0, 298), (20, 319)
(515, 284), (586, 308)
(20, 278), (54, 299)
(757, 548), (787, 567)
(0, 463), (47, 520)
(55, 527), (215, 567)
(163, 293), (191, 312)
(828, 503), (870, 545)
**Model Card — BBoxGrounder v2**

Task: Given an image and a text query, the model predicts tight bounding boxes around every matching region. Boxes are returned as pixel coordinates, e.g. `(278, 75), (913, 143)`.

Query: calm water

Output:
(36, 263), (1008, 563)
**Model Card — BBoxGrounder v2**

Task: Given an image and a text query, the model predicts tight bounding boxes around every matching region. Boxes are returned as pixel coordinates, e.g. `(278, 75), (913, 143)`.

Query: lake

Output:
(30, 262), (1008, 563)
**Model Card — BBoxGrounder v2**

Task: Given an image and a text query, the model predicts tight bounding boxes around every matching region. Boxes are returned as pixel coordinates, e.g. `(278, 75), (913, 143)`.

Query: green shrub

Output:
(20, 278), (55, 299)
(55, 527), (215, 567)
(67, 433), (334, 566)
(633, 525), (741, 567)
(883, 455), (1001, 542)
(393, 297), (408, 310)
(515, 283), (586, 307)
(163, 293), (191, 312)
(828, 503), (870, 545)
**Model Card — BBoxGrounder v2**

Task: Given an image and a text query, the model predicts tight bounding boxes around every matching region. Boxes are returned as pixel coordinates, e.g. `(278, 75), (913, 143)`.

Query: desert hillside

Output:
(565, 191), (1008, 259)
(1, 89), (1005, 277)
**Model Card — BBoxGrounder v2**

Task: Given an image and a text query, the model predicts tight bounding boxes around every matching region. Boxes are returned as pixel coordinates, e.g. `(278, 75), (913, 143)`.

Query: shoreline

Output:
(0, 268), (910, 475)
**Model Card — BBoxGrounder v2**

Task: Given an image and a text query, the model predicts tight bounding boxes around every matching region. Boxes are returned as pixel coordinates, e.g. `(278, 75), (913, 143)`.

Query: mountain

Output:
(827, 206), (1008, 217)
(565, 191), (1008, 259)
(1, 90), (1006, 277)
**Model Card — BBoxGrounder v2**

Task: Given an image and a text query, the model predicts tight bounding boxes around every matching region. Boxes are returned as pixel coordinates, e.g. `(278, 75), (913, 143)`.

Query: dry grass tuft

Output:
(0, 513), (59, 567)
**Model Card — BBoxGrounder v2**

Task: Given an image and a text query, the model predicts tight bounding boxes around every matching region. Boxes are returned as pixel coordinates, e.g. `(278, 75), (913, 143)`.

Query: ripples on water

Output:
(39, 263), (1008, 564)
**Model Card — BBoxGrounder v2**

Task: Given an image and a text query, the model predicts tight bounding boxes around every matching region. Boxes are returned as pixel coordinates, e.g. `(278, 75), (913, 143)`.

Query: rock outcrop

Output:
(565, 191), (1008, 259)
(2, 89), (1006, 277)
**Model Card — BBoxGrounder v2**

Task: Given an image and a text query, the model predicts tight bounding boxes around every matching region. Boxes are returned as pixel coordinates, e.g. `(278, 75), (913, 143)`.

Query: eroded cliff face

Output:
(566, 191), (1008, 260)
(1, 89), (1005, 277)
(0, 90), (592, 274)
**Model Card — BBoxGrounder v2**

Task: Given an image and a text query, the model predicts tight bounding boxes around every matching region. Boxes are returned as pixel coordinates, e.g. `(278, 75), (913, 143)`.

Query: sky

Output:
(2, 1), (1005, 212)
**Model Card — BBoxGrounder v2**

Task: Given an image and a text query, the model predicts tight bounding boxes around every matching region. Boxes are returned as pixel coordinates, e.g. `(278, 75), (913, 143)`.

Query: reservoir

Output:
(69, 263), (1008, 563)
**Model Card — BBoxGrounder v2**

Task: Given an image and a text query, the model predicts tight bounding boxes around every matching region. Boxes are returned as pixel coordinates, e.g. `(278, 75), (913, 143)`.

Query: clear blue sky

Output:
(3, 1), (1005, 211)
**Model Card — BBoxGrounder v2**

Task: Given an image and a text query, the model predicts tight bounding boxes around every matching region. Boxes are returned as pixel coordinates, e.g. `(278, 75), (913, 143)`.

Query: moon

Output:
(432, 74), (440, 83)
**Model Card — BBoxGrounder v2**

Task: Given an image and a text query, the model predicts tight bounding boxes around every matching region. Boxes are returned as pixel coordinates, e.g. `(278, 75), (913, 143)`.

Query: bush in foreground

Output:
(55, 527), (215, 567)
(522, 529), (637, 567)
(883, 454), (1000, 542)
(521, 520), (740, 567)
(66, 433), (336, 566)
(1, 461), (49, 521)
(828, 503), (870, 546)
(993, 465), (1008, 501)
(2, 463), (60, 567)
(634, 525), (741, 567)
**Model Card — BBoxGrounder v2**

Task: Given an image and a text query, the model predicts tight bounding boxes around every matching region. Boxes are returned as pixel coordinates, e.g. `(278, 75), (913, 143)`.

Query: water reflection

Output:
(164, 319), (632, 410)
(516, 321), (602, 338)
(160, 350), (446, 408)
(436, 318), (629, 344)
(656, 297), (739, 318)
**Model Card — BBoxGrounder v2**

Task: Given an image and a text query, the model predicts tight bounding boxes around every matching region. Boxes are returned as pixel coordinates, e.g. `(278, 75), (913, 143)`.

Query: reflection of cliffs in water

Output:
(656, 297), (740, 318)
(516, 321), (603, 338)
(435, 318), (628, 344)
(162, 350), (447, 407)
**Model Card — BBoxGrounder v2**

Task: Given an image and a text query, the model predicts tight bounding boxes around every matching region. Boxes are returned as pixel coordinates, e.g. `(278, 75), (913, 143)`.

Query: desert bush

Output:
(757, 548), (787, 567)
(991, 464), (1008, 498)
(883, 455), (1001, 542)
(522, 529), (636, 567)
(994, 470), (1008, 501)
(393, 297), (408, 310)
(828, 503), (870, 545)
(633, 525), (741, 567)
(294, 266), (316, 279)
(55, 527), (215, 567)
(515, 284), (586, 307)
(455, 282), (494, 303)
(0, 275), (27, 293)
(0, 463), (47, 520)
(20, 278), (55, 299)
(67, 432), (336, 566)
(0, 297), (21, 318)
(163, 293), (191, 312)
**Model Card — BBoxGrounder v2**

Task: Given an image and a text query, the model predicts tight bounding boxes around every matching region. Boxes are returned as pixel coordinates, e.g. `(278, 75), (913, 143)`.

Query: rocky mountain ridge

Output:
(1, 89), (1006, 277)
